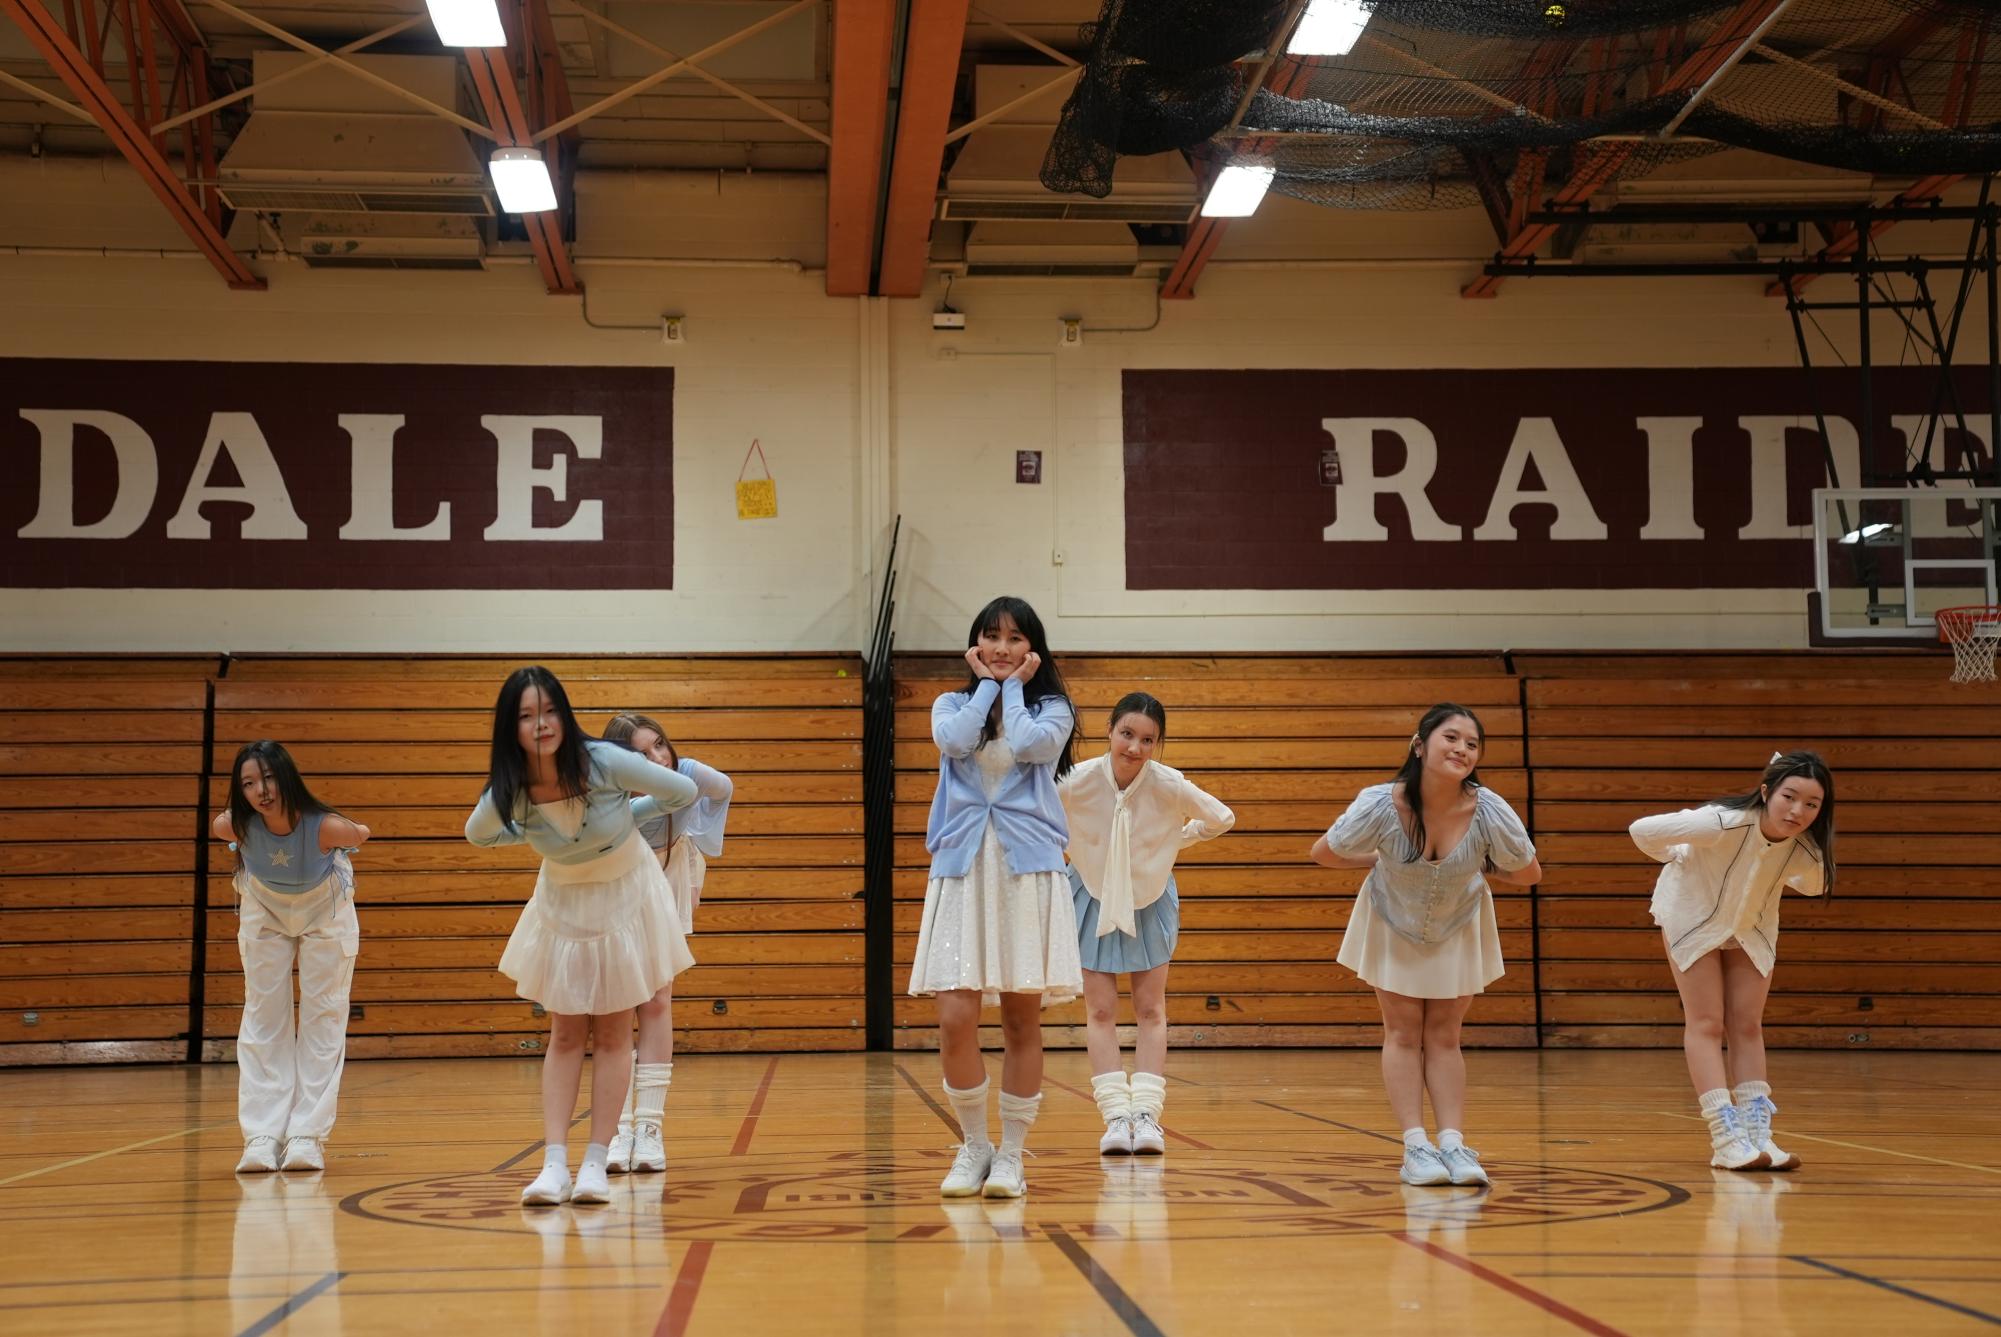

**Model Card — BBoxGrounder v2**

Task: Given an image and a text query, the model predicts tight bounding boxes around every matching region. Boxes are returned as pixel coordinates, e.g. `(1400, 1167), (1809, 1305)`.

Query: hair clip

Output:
(1769, 751), (1784, 765)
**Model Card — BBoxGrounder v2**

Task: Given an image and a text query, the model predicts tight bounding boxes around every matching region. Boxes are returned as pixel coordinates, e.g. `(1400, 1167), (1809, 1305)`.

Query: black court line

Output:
(1791, 1255), (2001, 1326)
(489, 1109), (595, 1174)
(1252, 1099), (1405, 1146)
(1041, 1223), (1169, 1337)
(892, 1063), (962, 1137)
(234, 1270), (343, 1337)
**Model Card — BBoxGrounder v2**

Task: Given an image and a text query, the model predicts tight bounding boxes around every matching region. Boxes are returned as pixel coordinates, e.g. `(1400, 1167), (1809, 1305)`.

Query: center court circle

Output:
(342, 1149), (1687, 1242)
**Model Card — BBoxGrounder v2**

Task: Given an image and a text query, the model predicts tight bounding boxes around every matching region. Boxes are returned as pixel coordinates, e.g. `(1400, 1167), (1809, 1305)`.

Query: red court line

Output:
(653, 1242), (714, 1337)
(1392, 1233), (1631, 1337)
(728, 1057), (782, 1157)
(1043, 1076), (1214, 1150)
(654, 1057), (781, 1335)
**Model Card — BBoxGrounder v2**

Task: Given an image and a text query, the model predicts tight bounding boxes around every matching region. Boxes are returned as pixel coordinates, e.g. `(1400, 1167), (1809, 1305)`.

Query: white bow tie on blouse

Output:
(1097, 770), (1145, 938)
(1061, 756), (1236, 939)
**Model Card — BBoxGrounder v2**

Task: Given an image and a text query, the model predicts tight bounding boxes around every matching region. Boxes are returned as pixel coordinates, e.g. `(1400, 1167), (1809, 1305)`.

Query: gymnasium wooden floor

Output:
(0, 1049), (1996, 1336)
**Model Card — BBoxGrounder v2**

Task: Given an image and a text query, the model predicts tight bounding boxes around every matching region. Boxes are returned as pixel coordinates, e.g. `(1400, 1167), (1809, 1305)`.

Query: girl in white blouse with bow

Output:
(1631, 750), (1834, 1172)
(1059, 692), (1234, 1155)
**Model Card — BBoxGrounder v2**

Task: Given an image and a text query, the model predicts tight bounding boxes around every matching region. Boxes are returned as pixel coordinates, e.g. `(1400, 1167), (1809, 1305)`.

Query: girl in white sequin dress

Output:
(909, 596), (1080, 1200)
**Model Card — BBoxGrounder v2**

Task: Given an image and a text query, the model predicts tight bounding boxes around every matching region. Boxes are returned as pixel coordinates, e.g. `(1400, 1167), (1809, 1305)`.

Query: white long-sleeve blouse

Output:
(1058, 755), (1234, 938)
(1630, 803), (1826, 975)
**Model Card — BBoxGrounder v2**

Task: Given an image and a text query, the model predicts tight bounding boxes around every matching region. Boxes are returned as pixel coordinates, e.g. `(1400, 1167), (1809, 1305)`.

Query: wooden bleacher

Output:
(3, 648), (1993, 1065)
(0, 658), (216, 1064)
(1523, 651), (2001, 1051)
(200, 656), (866, 1058)
(890, 654), (1536, 1048)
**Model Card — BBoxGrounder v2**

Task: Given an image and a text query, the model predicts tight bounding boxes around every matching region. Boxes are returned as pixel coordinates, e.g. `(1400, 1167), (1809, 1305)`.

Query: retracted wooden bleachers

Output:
(1524, 651), (2001, 1050)
(0, 657), (215, 1064)
(201, 656), (866, 1058)
(890, 654), (1536, 1049)
(6, 648), (1995, 1067)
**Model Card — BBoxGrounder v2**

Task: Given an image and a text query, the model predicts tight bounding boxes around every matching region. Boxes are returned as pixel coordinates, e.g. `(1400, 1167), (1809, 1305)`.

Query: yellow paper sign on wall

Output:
(736, 440), (777, 520)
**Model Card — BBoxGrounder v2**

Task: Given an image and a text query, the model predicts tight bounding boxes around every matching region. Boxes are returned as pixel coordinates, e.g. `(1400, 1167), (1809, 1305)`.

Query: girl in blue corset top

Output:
(1312, 703), (1541, 1189)
(465, 667), (699, 1207)
(909, 596), (1080, 1201)
(211, 740), (371, 1177)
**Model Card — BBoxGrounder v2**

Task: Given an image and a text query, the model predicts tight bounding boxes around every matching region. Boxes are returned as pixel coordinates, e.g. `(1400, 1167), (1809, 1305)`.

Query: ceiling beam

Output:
(1462, 0), (1791, 299)
(1161, 58), (1312, 301)
(875, 0), (970, 298)
(827, 0), (894, 296)
(1, 0), (261, 288)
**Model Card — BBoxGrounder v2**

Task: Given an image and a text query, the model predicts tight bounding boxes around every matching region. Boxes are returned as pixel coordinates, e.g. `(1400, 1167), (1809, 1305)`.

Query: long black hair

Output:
(960, 595), (1076, 778)
(483, 665), (593, 833)
(1713, 749), (1837, 893)
(1392, 703), (1486, 863)
(228, 740), (338, 845)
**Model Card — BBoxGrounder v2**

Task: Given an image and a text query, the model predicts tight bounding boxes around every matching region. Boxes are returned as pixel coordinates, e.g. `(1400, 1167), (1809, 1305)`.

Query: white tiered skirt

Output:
(499, 831), (693, 1015)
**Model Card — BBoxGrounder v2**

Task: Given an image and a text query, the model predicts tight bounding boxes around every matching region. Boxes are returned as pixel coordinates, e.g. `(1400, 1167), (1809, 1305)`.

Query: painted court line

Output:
(728, 1057), (782, 1157)
(0, 1121), (235, 1189)
(893, 1062), (963, 1137)
(235, 1270), (344, 1337)
(1042, 1223), (1169, 1337)
(654, 1058), (782, 1336)
(1393, 1234), (1630, 1337)
(1654, 1110), (2001, 1176)
(1792, 1255), (2001, 1326)
(1252, 1099), (1405, 1146)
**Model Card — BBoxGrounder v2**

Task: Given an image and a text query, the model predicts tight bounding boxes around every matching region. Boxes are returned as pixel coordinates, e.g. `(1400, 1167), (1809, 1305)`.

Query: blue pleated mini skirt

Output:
(1069, 863), (1180, 974)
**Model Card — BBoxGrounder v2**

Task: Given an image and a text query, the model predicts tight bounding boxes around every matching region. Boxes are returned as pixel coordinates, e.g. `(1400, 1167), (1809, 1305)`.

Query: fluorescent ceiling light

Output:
(425, 0), (505, 47)
(1838, 521), (1895, 545)
(1290, 0), (1369, 57)
(490, 147), (556, 213)
(1201, 163), (1275, 218)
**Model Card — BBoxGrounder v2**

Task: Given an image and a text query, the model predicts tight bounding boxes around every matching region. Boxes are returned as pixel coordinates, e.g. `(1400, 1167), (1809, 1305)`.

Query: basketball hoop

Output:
(1936, 605), (2001, 683)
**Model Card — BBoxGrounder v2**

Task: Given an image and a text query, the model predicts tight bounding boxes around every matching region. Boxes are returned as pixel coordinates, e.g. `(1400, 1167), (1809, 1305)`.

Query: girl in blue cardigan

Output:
(909, 596), (1080, 1201)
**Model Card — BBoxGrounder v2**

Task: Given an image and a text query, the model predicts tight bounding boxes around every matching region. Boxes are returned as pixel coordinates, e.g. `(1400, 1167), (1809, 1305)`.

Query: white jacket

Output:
(1631, 803), (1826, 975)
(1058, 756), (1234, 938)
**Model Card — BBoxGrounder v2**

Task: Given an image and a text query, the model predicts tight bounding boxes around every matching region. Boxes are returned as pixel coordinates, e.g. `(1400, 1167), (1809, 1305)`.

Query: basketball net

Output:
(1937, 606), (2001, 683)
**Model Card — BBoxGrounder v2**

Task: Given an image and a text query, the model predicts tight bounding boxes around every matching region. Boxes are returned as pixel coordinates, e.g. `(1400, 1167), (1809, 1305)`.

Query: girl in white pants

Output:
(211, 740), (371, 1175)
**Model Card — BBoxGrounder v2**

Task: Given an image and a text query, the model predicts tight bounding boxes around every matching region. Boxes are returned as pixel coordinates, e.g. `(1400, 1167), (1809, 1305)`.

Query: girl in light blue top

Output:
(465, 666), (699, 1207)
(600, 710), (735, 1175)
(1312, 703), (1541, 1191)
(211, 740), (371, 1177)
(909, 596), (1080, 1202)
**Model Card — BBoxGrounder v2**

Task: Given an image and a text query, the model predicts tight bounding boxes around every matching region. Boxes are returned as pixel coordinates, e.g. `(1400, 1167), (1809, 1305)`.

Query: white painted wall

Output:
(1, 164), (1983, 653)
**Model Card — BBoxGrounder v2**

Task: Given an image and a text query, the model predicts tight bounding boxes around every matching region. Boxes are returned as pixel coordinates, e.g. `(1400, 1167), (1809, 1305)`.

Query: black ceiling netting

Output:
(1039, 0), (2001, 210)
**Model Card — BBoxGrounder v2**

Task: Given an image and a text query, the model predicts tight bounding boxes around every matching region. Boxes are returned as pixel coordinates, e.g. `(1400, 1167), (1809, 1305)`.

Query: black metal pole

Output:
(1858, 216), (1874, 477)
(861, 516), (901, 1051)
(1988, 202), (2000, 484)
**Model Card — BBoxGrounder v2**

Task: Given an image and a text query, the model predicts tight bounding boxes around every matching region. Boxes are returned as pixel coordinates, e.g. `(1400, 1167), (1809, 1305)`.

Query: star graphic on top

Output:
(269, 847), (290, 867)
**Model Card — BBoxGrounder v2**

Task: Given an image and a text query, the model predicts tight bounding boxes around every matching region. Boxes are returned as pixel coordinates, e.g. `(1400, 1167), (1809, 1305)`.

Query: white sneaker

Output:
(572, 1160), (612, 1205)
(1129, 1111), (1166, 1156)
(630, 1120), (666, 1173)
(521, 1163), (572, 1206)
(1439, 1144), (1488, 1186)
(1098, 1116), (1134, 1155)
(606, 1123), (634, 1174)
(235, 1136), (280, 1174)
(940, 1141), (994, 1197)
(1739, 1096), (1800, 1171)
(1399, 1144), (1451, 1186)
(982, 1148), (1027, 1198)
(1706, 1104), (1771, 1171)
(280, 1137), (324, 1172)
